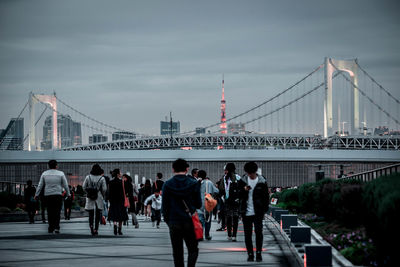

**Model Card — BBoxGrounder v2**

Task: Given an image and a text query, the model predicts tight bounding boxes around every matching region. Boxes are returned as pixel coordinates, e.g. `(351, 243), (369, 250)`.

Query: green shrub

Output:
(362, 173), (400, 266)
(337, 184), (363, 227)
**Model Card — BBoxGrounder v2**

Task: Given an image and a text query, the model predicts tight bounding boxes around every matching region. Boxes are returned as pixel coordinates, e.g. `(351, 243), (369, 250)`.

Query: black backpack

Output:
(86, 175), (102, 200)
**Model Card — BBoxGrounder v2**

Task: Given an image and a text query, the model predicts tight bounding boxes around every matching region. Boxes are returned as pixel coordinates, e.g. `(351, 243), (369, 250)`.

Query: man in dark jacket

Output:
(162, 158), (201, 267)
(238, 161), (269, 262)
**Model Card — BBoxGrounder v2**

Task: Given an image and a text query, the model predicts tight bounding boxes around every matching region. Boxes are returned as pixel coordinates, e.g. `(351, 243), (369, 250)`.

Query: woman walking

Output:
(123, 174), (139, 228)
(24, 180), (37, 224)
(83, 164), (107, 236)
(108, 169), (129, 235)
(218, 163), (241, 241)
(143, 179), (152, 220)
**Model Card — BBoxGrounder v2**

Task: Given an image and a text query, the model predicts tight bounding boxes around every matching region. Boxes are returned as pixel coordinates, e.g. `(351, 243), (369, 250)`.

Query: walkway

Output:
(0, 215), (298, 267)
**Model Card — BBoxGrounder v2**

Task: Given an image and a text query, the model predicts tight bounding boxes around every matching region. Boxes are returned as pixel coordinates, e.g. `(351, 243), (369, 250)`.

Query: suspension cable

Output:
(18, 104), (49, 149)
(180, 63), (324, 135)
(356, 61), (400, 105)
(330, 59), (400, 125)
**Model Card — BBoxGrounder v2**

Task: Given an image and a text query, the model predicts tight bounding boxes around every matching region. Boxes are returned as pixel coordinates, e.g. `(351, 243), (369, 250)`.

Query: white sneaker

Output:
(157, 225), (160, 229)
(232, 237), (237, 242)
(227, 236), (232, 241)
(152, 221), (155, 227)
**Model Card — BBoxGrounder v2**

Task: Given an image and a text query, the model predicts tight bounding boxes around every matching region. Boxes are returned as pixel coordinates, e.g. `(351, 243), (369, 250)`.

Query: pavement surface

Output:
(0, 215), (298, 267)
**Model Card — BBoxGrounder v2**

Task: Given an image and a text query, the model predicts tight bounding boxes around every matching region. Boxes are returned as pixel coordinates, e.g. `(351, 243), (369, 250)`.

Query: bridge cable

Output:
(180, 64), (324, 135)
(356, 62), (400, 105)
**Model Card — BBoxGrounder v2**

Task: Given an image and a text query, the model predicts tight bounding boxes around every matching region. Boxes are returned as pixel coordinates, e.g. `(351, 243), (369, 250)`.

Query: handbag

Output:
(122, 179), (130, 208)
(204, 180), (217, 213)
(183, 200), (203, 241)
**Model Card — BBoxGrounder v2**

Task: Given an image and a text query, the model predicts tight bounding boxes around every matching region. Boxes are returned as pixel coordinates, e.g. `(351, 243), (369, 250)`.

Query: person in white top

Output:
(83, 164), (107, 236)
(35, 160), (70, 234)
(144, 189), (162, 228)
(238, 162), (269, 263)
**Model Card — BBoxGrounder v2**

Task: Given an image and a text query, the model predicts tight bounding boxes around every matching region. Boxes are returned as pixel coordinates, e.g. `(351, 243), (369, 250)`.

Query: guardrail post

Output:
(281, 214), (297, 230)
(274, 209), (289, 222)
(290, 226), (311, 244)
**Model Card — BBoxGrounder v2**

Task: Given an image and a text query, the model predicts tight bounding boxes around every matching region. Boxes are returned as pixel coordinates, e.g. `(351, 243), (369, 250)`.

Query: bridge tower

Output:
(324, 57), (359, 138)
(220, 74), (227, 134)
(28, 92), (58, 151)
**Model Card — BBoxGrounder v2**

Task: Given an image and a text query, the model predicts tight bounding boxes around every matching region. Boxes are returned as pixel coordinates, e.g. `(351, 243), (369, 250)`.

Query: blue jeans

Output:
(198, 211), (212, 238)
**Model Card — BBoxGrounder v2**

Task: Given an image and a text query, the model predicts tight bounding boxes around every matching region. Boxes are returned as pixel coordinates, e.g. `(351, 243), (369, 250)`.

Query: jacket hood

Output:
(164, 175), (199, 197)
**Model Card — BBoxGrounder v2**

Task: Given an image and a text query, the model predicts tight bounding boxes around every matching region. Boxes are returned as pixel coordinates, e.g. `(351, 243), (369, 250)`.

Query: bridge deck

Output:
(0, 216), (298, 267)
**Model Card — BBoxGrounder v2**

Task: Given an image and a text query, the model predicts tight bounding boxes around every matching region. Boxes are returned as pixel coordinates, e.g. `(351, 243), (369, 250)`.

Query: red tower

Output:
(220, 75), (227, 134)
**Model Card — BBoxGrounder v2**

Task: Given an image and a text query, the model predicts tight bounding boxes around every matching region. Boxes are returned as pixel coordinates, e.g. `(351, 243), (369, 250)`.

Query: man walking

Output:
(162, 158), (201, 267)
(35, 160), (70, 234)
(238, 161), (269, 262)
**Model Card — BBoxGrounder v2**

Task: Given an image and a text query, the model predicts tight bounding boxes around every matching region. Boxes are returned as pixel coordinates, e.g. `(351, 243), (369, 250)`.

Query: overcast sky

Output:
(0, 0), (399, 136)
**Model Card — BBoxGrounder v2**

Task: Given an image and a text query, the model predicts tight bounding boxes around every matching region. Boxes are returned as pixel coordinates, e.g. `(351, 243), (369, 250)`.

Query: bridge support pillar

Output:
(324, 58), (359, 137)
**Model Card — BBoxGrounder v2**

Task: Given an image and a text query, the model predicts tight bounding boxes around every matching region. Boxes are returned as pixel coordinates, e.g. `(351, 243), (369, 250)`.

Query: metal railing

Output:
(0, 181), (37, 195)
(339, 163), (400, 182)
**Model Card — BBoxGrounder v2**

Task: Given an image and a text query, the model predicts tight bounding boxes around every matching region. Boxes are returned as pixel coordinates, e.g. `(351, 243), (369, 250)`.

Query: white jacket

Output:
(83, 175), (107, 210)
(35, 169), (70, 197)
(144, 194), (162, 210)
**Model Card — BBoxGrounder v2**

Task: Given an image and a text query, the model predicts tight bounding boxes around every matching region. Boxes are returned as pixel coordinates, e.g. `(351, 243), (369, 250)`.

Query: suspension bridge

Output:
(1, 57), (399, 151)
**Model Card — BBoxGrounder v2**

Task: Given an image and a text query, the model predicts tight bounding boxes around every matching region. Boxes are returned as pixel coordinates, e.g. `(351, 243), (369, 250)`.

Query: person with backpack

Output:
(35, 160), (70, 234)
(238, 162), (269, 262)
(197, 170), (219, 240)
(83, 164), (107, 236)
(108, 168), (129, 235)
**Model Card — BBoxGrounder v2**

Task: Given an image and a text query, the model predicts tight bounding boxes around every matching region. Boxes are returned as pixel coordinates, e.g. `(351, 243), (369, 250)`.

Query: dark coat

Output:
(152, 179), (164, 193)
(24, 185), (37, 212)
(238, 175), (269, 217)
(108, 177), (128, 222)
(217, 174), (241, 207)
(161, 174), (201, 225)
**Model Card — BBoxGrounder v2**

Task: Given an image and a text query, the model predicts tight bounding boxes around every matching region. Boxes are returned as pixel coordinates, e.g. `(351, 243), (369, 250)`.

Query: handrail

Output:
(339, 163), (400, 182)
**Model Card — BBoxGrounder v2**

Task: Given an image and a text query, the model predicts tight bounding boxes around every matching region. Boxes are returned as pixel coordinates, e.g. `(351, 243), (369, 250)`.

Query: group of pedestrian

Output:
(26, 158), (269, 266)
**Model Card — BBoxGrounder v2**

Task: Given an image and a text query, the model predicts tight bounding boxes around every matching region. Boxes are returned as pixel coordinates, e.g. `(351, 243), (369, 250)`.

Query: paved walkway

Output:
(0, 215), (298, 267)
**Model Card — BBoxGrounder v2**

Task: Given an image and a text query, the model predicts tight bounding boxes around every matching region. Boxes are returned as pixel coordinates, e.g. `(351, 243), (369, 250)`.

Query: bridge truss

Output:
(62, 134), (400, 151)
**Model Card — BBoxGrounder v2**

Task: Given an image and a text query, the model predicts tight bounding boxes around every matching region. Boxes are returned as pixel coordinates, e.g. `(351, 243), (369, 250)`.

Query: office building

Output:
(0, 118), (24, 150)
(160, 120), (180, 135)
(89, 134), (108, 144)
(112, 131), (136, 141)
(41, 115), (82, 150)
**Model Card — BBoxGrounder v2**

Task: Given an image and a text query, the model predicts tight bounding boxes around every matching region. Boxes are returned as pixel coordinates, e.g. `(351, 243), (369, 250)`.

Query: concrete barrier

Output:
(304, 245), (332, 267)
(290, 226), (311, 244)
(281, 214), (297, 230)
(274, 209), (289, 222)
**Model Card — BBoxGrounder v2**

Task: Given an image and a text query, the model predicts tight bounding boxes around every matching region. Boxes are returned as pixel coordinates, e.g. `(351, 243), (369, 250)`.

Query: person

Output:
(39, 182), (46, 223)
(63, 185), (74, 220)
(35, 160), (70, 234)
(108, 169), (129, 235)
(197, 170), (219, 240)
(191, 168), (199, 180)
(238, 161), (269, 262)
(215, 179), (226, 232)
(144, 188), (162, 228)
(136, 183), (145, 215)
(162, 158), (201, 267)
(24, 180), (37, 224)
(217, 163), (240, 241)
(152, 172), (164, 193)
(143, 179), (152, 220)
(83, 164), (107, 236)
(124, 174), (139, 228)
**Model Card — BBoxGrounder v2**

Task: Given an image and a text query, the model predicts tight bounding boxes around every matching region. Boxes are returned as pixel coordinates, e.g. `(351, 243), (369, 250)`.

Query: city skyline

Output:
(0, 1), (399, 135)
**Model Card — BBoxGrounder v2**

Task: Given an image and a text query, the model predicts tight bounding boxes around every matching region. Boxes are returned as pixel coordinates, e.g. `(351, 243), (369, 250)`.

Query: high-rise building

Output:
(220, 75), (227, 134)
(89, 134), (108, 144)
(41, 115), (82, 150)
(0, 118), (24, 150)
(160, 120), (180, 135)
(228, 123), (246, 134)
(112, 131), (136, 141)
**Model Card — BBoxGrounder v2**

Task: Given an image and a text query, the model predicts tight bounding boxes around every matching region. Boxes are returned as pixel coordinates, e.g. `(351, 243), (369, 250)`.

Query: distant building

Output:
(112, 131), (136, 141)
(89, 134), (108, 144)
(41, 115), (82, 150)
(228, 123), (246, 134)
(160, 120), (180, 135)
(0, 118), (24, 150)
(195, 127), (206, 134)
